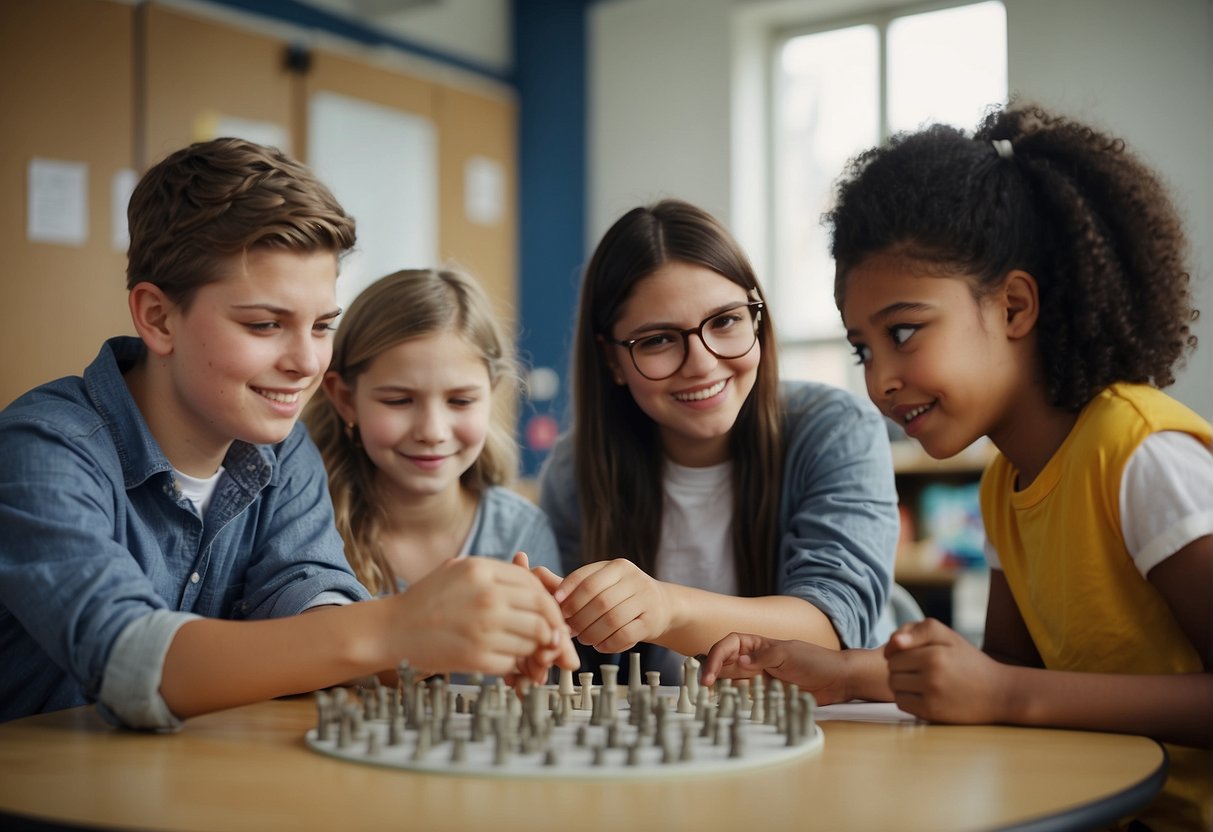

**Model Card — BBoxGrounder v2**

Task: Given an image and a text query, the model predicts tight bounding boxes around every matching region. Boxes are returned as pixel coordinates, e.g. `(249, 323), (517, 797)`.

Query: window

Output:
(769, 1), (1007, 393)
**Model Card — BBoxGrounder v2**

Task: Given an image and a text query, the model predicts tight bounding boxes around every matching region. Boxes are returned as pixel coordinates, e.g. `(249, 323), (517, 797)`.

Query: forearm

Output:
(1000, 665), (1213, 748)
(661, 586), (842, 656)
(161, 601), (397, 719)
(838, 648), (895, 702)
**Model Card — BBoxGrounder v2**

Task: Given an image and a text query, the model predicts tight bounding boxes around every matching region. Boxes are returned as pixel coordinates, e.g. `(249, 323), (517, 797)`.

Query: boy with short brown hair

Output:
(0, 138), (574, 728)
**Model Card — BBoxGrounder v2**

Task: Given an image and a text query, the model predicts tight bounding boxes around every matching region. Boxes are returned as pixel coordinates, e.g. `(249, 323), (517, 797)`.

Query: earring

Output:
(344, 421), (362, 448)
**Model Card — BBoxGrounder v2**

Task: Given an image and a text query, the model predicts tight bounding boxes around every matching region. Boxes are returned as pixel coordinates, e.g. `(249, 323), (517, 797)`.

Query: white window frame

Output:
(763, 0), (1007, 396)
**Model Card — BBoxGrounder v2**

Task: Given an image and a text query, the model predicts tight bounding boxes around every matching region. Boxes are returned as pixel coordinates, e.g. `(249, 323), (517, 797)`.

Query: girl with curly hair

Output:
(702, 104), (1210, 831)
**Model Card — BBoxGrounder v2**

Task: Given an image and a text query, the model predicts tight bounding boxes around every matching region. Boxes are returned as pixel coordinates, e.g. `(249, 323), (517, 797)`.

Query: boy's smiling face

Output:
(147, 248), (340, 475)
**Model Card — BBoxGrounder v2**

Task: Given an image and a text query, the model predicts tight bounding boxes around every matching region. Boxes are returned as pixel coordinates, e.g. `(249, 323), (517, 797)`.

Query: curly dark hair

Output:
(827, 103), (1198, 411)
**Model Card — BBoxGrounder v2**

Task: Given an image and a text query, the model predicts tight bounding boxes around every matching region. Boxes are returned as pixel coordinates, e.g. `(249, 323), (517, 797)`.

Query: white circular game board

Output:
(305, 682), (823, 779)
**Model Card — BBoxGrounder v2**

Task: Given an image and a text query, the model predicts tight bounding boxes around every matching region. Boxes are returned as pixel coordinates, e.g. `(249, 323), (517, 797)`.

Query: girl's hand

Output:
(393, 556), (577, 677)
(701, 633), (855, 705)
(503, 552), (579, 686)
(554, 559), (672, 654)
(513, 551), (564, 597)
(884, 618), (1012, 723)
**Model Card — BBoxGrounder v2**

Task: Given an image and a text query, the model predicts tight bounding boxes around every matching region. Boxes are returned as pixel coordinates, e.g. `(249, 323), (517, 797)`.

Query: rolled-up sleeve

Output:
(777, 388), (899, 649)
(0, 418), (174, 723)
(96, 610), (199, 730)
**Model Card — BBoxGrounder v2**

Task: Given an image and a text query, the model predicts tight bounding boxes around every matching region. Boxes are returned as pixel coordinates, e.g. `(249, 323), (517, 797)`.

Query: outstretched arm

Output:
(885, 616), (1212, 747)
(160, 557), (578, 719)
(699, 632), (892, 705)
(550, 558), (841, 657)
(886, 536), (1212, 747)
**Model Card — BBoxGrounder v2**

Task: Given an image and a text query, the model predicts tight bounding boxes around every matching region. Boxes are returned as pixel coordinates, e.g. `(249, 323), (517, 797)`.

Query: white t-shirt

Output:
(173, 466), (225, 518)
(986, 431), (1213, 575)
(655, 459), (737, 595)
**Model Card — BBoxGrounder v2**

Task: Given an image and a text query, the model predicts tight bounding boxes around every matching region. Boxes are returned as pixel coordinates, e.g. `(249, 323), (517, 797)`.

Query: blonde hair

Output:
(303, 268), (520, 594)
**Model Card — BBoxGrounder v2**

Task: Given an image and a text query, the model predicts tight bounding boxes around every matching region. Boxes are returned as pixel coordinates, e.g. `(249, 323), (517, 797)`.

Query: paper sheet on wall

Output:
(307, 91), (437, 310)
(465, 155), (504, 226)
(111, 168), (137, 252)
(28, 158), (88, 246)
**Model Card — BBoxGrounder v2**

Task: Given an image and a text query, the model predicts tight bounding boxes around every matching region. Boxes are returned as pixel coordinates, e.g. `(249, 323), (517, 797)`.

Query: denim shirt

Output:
(0, 337), (369, 727)
(539, 381), (899, 652)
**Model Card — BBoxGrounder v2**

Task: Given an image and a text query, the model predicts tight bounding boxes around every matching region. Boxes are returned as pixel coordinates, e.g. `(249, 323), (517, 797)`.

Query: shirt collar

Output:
(83, 336), (276, 492)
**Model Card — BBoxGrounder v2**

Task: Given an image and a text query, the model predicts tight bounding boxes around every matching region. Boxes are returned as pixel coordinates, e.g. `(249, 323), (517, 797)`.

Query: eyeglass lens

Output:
(630, 305), (759, 380)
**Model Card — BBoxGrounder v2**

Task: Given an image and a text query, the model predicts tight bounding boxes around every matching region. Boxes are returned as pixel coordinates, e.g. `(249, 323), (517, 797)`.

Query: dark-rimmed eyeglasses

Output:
(606, 301), (764, 381)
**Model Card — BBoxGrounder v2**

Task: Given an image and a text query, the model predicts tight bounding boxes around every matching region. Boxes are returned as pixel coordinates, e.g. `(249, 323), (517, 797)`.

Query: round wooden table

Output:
(0, 697), (1166, 831)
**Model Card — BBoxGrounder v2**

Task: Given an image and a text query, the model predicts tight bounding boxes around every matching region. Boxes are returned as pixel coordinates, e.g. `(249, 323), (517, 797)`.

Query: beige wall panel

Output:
(302, 51), (435, 161)
(433, 86), (517, 317)
(0, 0), (134, 407)
(141, 3), (294, 167)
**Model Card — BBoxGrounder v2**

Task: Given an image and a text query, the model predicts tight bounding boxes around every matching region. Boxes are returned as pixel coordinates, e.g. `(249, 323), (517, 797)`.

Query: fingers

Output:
(884, 617), (951, 657)
(556, 561), (647, 638)
(451, 558), (574, 665)
(512, 551), (531, 569)
(700, 632), (754, 686)
(553, 560), (612, 605)
(531, 565), (564, 595)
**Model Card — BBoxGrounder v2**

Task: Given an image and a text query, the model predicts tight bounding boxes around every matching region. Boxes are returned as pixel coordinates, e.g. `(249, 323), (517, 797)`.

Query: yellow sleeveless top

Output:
(981, 383), (1211, 831)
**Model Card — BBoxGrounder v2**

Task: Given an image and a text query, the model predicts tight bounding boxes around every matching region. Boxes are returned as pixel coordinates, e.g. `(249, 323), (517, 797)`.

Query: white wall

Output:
(589, 0), (1213, 418)
(299, 0), (512, 74)
(1006, 0), (1212, 416)
(588, 0), (734, 242)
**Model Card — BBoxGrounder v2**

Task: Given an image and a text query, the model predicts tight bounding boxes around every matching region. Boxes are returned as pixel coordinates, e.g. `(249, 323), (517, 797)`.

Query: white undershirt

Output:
(985, 431), (1213, 576)
(655, 459), (737, 595)
(173, 466), (225, 519)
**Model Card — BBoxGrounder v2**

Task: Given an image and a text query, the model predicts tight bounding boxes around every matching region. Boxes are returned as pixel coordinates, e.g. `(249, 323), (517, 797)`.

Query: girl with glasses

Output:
(535, 199), (900, 683)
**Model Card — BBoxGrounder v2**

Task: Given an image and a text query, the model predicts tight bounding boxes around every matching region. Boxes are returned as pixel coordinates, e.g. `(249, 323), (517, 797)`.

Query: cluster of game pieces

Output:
(305, 653), (823, 778)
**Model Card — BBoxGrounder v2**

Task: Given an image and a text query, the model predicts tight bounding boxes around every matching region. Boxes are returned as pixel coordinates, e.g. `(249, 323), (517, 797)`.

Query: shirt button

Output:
(190, 572), (200, 584)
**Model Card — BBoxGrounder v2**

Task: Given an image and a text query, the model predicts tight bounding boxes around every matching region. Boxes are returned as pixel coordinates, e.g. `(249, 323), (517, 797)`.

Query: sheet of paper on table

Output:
(815, 701), (920, 723)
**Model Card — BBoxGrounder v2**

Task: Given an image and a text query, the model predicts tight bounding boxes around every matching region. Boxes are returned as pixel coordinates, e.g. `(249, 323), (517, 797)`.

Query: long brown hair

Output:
(303, 268), (520, 594)
(571, 200), (783, 596)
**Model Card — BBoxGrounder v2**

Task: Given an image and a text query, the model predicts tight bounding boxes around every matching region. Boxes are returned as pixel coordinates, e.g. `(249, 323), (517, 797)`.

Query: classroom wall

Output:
(301, 0), (512, 75)
(0, 0), (135, 406)
(589, 0), (1213, 419)
(0, 0), (520, 410)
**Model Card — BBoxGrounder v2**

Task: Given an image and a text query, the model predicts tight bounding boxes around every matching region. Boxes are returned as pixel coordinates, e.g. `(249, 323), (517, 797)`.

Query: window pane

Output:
(888, 2), (1007, 133)
(773, 25), (879, 343)
(778, 341), (865, 396)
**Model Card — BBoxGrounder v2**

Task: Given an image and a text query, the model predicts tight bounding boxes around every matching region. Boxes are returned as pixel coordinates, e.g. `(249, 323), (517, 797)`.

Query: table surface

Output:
(0, 696), (1166, 832)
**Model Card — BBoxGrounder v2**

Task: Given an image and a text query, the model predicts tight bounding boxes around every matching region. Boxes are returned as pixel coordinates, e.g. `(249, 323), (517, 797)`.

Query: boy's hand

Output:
(503, 552), (579, 686)
(884, 618), (1011, 723)
(553, 559), (672, 654)
(393, 556), (576, 677)
(701, 632), (854, 705)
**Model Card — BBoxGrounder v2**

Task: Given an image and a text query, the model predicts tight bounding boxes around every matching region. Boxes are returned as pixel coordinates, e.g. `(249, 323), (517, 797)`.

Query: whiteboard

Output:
(308, 91), (438, 309)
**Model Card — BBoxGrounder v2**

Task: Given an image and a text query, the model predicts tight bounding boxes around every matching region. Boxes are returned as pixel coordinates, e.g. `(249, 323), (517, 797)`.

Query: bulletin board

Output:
(0, 0), (521, 417)
(0, 0), (134, 407)
(139, 2), (295, 166)
(434, 83), (518, 324)
(304, 46), (518, 328)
